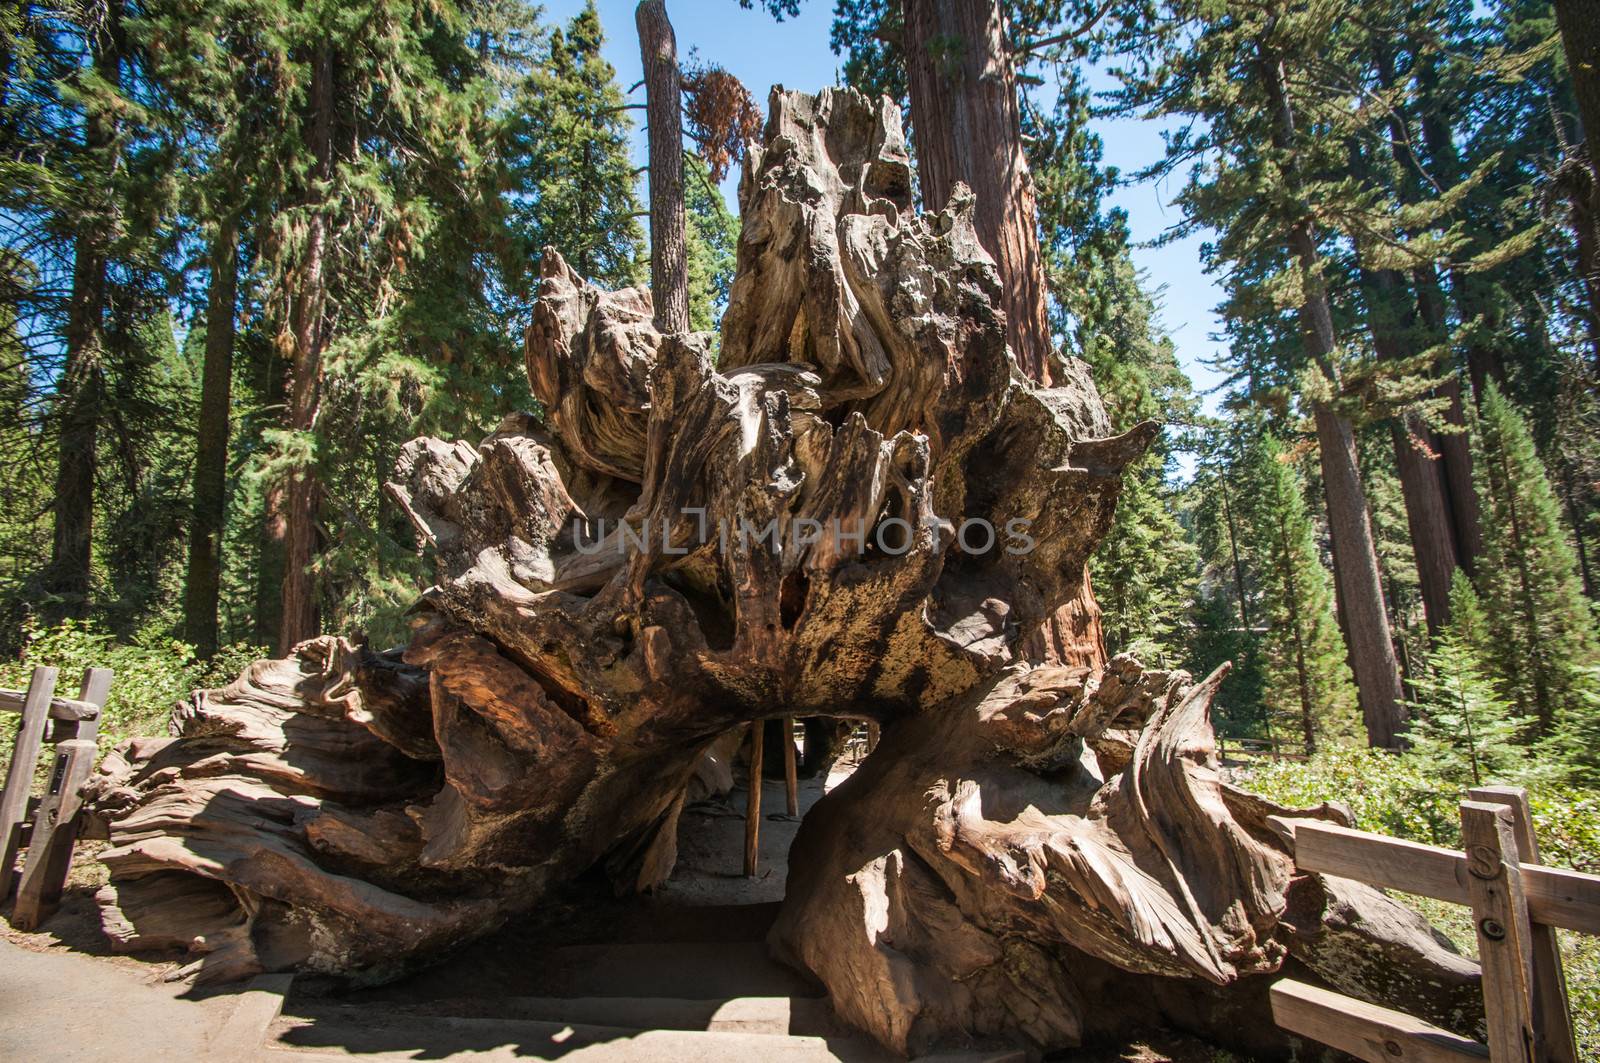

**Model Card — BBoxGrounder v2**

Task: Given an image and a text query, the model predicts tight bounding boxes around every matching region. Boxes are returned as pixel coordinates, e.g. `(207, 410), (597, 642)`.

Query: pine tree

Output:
(517, 2), (646, 289)
(1245, 432), (1361, 754)
(1474, 381), (1600, 735)
(1120, 0), (1408, 742)
(684, 154), (738, 336)
(1405, 574), (1536, 787)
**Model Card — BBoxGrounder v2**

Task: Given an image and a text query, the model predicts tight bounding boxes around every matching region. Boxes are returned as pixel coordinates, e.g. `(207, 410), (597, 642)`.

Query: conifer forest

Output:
(4, 0), (1600, 1057)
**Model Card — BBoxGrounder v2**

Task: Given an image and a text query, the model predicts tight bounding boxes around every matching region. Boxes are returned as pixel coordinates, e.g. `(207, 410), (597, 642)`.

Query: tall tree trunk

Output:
(1275, 512), (1316, 755)
(903, 0), (1054, 385)
(1260, 47), (1406, 747)
(1361, 266), (1460, 632)
(1560, 463), (1596, 597)
(1368, 53), (1483, 576)
(636, 0), (689, 334)
(45, 9), (121, 619)
(1414, 53), (1507, 401)
(1552, 0), (1600, 375)
(255, 344), (287, 647)
(183, 221), (239, 658)
(1218, 470), (1252, 629)
(278, 45), (333, 652)
(1554, 0), (1600, 161)
(904, 0), (1107, 668)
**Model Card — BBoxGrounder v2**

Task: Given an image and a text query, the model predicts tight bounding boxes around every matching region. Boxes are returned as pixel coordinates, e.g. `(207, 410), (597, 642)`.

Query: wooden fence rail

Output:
(1269, 786), (1598, 1063)
(1, 664), (113, 930)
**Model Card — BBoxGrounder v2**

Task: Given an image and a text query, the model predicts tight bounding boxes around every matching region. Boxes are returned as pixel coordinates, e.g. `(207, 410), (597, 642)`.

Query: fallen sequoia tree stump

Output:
(84, 87), (1483, 1057)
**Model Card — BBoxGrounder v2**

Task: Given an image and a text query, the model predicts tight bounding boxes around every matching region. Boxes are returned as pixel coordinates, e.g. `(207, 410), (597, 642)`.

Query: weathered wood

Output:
(82, 86), (1483, 1061)
(13, 669), (108, 925)
(1269, 979), (1489, 1063)
(636, 0), (689, 334)
(13, 740), (98, 929)
(782, 715), (799, 818)
(865, 721), (879, 755)
(745, 719), (764, 877)
(0, 689), (99, 721)
(1471, 786), (1579, 1063)
(0, 666), (58, 898)
(1460, 801), (1538, 1063)
(1278, 817), (1600, 933)
(213, 973), (294, 1062)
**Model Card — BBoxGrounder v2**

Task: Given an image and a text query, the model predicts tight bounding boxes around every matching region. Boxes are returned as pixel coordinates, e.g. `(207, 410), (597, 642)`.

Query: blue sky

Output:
(543, 0), (1228, 421)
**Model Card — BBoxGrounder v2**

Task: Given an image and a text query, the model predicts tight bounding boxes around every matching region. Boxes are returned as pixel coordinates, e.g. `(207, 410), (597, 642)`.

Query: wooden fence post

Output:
(744, 718), (764, 877)
(1470, 786), (1579, 1063)
(12, 667), (111, 927)
(1460, 800), (1538, 1063)
(0, 666), (59, 899)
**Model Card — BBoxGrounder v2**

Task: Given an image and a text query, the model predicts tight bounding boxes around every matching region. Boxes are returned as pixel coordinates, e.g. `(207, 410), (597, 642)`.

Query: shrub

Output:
(1, 618), (262, 755)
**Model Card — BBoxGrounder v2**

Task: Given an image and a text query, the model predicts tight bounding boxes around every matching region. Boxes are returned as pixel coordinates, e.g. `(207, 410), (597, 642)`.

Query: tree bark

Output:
(46, 8), (121, 618)
(277, 44), (334, 652)
(903, 0), (1054, 385)
(636, 0), (689, 334)
(1260, 48), (1406, 747)
(903, 0), (1107, 668)
(1361, 267), (1461, 632)
(1370, 58), (1484, 573)
(1554, 0), (1600, 162)
(1552, 0), (1600, 374)
(183, 221), (239, 658)
(1413, 52), (1508, 402)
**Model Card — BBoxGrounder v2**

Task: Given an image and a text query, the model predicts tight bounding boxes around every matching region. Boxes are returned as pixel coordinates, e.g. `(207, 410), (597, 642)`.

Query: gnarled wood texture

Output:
(85, 87), (1481, 1057)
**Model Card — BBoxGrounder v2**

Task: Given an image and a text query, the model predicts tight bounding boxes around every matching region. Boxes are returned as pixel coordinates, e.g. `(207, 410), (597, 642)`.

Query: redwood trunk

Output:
(1261, 49), (1406, 747)
(1553, 0), (1600, 374)
(1554, 0), (1600, 162)
(636, 0), (690, 334)
(278, 44), (334, 652)
(47, 11), (121, 618)
(903, 0), (1053, 385)
(903, 0), (1106, 667)
(1362, 267), (1460, 632)
(183, 222), (239, 658)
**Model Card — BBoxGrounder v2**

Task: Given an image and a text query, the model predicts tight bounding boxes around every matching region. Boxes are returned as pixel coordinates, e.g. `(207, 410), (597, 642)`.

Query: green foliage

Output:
(0, 618), (262, 756)
(1243, 432), (1360, 753)
(1473, 381), (1600, 769)
(1404, 574), (1540, 787)
(685, 154), (739, 337)
(1236, 749), (1600, 1058)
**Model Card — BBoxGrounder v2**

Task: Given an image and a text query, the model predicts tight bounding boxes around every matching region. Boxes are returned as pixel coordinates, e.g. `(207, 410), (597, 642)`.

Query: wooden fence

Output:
(0, 664), (113, 930)
(1269, 785), (1600, 1063)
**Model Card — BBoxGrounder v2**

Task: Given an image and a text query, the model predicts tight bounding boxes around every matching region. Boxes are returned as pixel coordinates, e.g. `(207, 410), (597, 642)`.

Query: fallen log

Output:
(85, 86), (1482, 1057)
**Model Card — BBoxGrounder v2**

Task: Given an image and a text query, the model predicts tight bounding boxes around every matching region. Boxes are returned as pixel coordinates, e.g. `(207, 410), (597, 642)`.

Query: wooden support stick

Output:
(866, 720), (880, 755)
(745, 718), (764, 877)
(0, 666), (58, 899)
(783, 715), (799, 817)
(1471, 786), (1578, 1063)
(1460, 800), (1538, 1063)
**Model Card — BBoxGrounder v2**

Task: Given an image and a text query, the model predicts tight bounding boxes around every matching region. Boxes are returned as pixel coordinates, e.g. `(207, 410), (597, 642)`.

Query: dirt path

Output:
(0, 935), (237, 1061)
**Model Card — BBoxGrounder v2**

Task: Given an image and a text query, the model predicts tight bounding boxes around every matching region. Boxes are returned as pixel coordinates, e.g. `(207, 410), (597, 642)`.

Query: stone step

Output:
(265, 1006), (1025, 1062)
